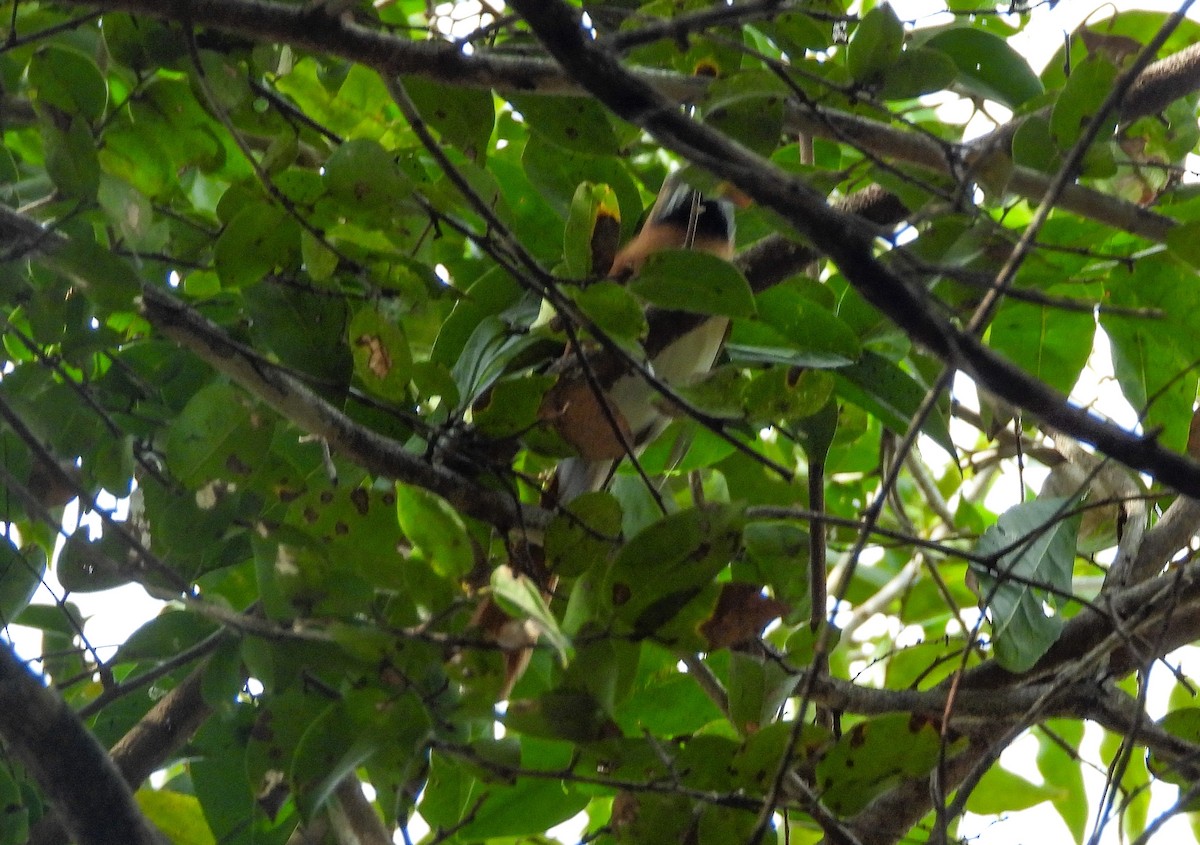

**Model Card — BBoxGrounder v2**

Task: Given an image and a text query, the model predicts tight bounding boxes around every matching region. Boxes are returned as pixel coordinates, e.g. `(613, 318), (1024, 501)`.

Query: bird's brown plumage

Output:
(544, 173), (738, 502)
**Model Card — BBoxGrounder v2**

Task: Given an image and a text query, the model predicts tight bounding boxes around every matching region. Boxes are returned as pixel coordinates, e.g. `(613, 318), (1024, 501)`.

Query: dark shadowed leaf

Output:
(848, 4), (904, 84)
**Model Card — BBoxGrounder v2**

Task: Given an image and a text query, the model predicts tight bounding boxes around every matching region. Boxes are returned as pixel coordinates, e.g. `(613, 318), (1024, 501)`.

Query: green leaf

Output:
(0, 540), (45, 625)
(1148, 708), (1200, 786)
(1101, 252), (1200, 453)
(544, 491), (621, 580)
(611, 652), (724, 737)
(471, 373), (555, 438)
(988, 290), (1096, 396)
(99, 123), (176, 198)
(98, 175), (155, 247)
(1011, 114), (1060, 173)
(190, 50), (252, 113)
(57, 531), (135, 593)
(561, 638), (640, 713)
(668, 365), (747, 420)
(833, 351), (954, 455)
(102, 13), (187, 71)
(1167, 220), (1200, 269)
(508, 95), (620, 155)
(299, 689), (427, 821)
(300, 229), (339, 281)
(136, 790), (216, 845)
(165, 382), (274, 488)
(847, 4), (904, 84)
(245, 282), (351, 390)
(764, 12), (835, 55)
(795, 398), (838, 466)
(253, 525), (369, 620)
(244, 688), (326, 797)
(116, 610), (219, 663)
(403, 76), (494, 160)
(43, 236), (142, 311)
(191, 713), (271, 845)
(727, 650), (796, 733)
(490, 565), (572, 665)
(1050, 57), (1119, 150)
(750, 283), (861, 366)
(965, 765), (1064, 814)
(213, 203), (301, 288)
(1036, 720), (1088, 840)
(505, 689), (614, 743)
(42, 117), (99, 200)
(394, 484), (474, 579)
(292, 704), (375, 818)
(471, 778), (591, 839)
(815, 713), (949, 815)
(570, 280), (648, 342)
(741, 366), (835, 424)
(0, 763), (29, 845)
(201, 636), (248, 710)
(631, 251), (756, 318)
(28, 45), (107, 121)
(348, 306), (413, 401)
(970, 496), (1079, 673)
(564, 181), (621, 278)
(730, 720), (831, 794)
(430, 269), (523, 370)
(450, 316), (541, 407)
(1100, 721), (1153, 838)
(742, 520), (810, 618)
(879, 47), (957, 100)
(608, 504), (744, 637)
(704, 71), (787, 157)
(923, 27), (1044, 108)
(522, 133), (643, 235)
(322, 138), (411, 213)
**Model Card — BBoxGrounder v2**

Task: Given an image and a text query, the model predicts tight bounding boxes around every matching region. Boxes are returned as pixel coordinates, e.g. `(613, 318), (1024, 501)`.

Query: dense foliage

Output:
(6, 1), (1200, 844)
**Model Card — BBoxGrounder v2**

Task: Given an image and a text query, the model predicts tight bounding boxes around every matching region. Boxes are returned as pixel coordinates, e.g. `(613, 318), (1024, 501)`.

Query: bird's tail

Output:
(551, 456), (614, 505)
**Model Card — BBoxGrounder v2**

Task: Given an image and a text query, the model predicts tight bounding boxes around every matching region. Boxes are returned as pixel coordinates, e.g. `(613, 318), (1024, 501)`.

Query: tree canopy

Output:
(7, 1), (1200, 844)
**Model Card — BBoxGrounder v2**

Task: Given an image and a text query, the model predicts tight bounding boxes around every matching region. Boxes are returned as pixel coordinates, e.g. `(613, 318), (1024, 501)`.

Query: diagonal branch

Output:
(45, 0), (1190, 243)
(508, 0), (1200, 501)
(138, 285), (538, 530)
(0, 642), (165, 845)
(0, 204), (539, 533)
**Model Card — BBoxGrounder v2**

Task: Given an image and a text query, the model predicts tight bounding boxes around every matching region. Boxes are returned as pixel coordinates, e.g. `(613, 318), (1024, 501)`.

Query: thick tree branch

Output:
(330, 778), (392, 845)
(47, 0), (1188, 244)
(49, 0), (707, 98)
(30, 659), (219, 845)
(960, 556), (1200, 690)
(1126, 41), (1200, 120)
(0, 642), (165, 845)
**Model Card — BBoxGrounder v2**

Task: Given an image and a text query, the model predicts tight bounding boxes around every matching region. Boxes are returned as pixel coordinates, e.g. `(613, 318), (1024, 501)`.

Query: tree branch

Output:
(0, 204), (541, 532)
(47, 0), (1190, 244)
(508, 0), (1200, 501)
(960, 556), (1200, 690)
(138, 286), (538, 529)
(0, 642), (165, 845)
(30, 657), (220, 845)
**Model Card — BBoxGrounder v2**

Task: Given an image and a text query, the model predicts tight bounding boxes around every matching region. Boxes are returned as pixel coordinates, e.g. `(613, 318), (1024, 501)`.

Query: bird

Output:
(542, 172), (738, 503)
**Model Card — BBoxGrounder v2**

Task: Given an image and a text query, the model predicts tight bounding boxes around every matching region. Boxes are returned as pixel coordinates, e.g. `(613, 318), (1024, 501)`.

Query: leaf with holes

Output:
(816, 713), (953, 815)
